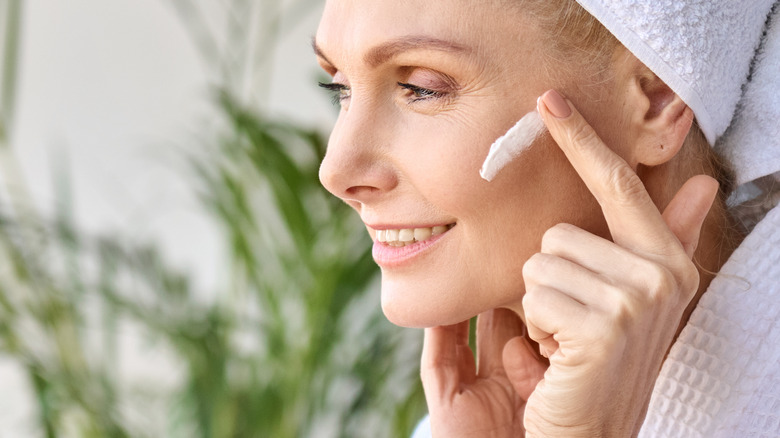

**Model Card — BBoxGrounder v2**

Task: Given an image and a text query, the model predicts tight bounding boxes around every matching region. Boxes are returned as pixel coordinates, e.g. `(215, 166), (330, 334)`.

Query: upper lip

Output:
(365, 222), (455, 230)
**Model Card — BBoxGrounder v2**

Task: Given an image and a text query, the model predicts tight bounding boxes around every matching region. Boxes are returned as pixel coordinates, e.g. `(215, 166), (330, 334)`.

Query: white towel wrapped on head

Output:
(574, 0), (776, 147)
(717, 4), (780, 186)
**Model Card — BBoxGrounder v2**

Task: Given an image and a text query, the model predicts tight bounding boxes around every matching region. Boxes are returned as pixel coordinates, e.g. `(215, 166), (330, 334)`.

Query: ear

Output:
(625, 66), (694, 167)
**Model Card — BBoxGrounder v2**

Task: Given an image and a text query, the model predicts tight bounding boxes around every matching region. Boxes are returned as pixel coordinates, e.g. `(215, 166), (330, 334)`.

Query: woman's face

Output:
(315, 0), (625, 327)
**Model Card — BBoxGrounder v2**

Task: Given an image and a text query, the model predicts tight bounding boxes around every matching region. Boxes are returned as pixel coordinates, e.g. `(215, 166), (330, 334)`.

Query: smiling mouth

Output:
(373, 224), (456, 247)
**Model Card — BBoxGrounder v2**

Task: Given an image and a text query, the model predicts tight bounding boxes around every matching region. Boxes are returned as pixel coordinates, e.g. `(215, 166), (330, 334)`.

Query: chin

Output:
(381, 300), (430, 328)
(379, 275), (486, 328)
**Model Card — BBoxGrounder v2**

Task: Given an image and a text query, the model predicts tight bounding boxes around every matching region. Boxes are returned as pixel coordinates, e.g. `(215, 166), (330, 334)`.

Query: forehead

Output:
(315, 0), (532, 65)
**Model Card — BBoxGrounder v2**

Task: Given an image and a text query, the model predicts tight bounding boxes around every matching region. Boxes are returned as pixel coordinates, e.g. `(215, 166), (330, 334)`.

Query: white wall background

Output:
(0, 0), (331, 435)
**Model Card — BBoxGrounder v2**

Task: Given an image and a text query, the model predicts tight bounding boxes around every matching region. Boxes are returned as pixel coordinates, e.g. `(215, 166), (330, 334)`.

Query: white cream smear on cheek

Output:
(479, 109), (546, 181)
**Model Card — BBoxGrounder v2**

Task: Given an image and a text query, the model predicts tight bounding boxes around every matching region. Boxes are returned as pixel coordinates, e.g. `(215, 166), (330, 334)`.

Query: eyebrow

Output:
(312, 35), (468, 68)
(312, 37), (334, 66)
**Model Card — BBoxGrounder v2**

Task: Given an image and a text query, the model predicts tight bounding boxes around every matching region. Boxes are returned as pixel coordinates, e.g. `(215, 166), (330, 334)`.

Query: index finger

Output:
(537, 89), (683, 257)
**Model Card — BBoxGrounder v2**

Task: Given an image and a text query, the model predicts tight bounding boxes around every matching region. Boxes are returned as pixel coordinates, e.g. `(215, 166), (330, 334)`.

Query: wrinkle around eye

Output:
(431, 97), (491, 129)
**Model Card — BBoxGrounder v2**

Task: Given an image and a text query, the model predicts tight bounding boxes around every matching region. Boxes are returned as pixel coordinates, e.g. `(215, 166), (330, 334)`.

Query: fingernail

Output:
(541, 90), (572, 119)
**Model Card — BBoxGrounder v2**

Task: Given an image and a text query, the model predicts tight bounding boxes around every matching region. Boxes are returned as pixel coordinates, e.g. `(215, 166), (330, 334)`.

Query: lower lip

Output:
(372, 229), (452, 268)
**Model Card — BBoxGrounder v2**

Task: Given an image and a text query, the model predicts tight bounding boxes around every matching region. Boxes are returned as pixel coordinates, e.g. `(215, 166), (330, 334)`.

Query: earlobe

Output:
(630, 72), (694, 167)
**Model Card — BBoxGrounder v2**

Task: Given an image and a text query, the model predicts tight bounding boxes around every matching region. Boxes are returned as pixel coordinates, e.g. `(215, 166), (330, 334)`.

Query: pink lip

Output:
(366, 223), (450, 230)
(371, 228), (452, 268)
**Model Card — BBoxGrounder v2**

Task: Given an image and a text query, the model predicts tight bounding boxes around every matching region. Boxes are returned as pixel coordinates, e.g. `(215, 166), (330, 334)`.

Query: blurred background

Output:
(0, 1), (426, 436)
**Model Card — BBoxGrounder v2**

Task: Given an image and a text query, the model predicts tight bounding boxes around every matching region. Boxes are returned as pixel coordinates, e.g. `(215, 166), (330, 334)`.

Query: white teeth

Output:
(373, 224), (454, 247)
(413, 228), (432, 241)
(398, 229), (414, 242)
(431, 226), (448, 236)
(386, 229), (399, 241)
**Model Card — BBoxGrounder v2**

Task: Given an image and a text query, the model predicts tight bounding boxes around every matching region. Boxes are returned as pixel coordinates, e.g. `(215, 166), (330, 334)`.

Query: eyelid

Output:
(401, 67), (460, 92)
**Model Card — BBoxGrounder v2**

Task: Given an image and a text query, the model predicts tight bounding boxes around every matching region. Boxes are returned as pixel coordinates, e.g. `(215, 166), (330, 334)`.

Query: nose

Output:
(319, 108), (398, 205)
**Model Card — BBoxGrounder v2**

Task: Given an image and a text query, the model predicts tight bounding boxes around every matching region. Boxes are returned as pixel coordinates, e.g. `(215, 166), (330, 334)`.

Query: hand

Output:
(421, 308), (547, 437)
(517, 89), (718, 437)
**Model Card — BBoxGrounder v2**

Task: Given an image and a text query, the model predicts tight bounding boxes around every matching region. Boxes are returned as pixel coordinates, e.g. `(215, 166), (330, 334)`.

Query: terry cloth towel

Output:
(717, 3), (780, 186)
(573, 0), (776, 146)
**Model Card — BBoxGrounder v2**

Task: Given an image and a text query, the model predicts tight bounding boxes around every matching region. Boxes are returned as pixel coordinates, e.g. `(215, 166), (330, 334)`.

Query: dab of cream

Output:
(479, 110), (546, 181)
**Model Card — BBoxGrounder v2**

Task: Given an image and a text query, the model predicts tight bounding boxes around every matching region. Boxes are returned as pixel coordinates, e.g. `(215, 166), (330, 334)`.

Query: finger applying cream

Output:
(480, 109), (546, 181)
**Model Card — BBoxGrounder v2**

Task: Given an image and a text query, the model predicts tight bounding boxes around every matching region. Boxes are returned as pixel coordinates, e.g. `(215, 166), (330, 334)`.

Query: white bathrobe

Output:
(640, 201), (780, 437)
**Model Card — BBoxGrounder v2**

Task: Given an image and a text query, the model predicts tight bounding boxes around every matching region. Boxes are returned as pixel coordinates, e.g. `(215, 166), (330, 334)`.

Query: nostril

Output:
(340, 185), (384, 205)
(346, 185), (380, 197)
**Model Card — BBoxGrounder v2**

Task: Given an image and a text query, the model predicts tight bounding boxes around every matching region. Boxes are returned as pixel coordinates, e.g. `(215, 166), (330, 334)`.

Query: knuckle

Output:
(522, 286), (543, 315)
(422, 353), (455, 373)
(521, 285), (536, 307)
(601, 288), (640, 329)
(567, 119), (601, 151)
(419, 363), (441, 389)
(522, 253), (551, 280)
(637, 257), (700, 305)
(677, 258), (701, 297)
(641, 262), (677, 304)
(541, 223), (577, 253)
(604, 163), (647, 205)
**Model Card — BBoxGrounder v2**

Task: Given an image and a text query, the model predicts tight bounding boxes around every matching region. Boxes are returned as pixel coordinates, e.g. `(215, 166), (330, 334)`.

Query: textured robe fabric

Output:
(640, 203), (780, 437)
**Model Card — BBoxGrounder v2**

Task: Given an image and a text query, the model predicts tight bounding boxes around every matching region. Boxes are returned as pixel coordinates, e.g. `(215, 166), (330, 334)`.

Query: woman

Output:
(313, 0), (780, 436)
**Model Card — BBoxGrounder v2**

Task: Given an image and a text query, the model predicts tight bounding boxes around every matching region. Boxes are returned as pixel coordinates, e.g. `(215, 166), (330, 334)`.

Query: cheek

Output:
(394, 113), (502, 206)
(379, 104), (608, 326)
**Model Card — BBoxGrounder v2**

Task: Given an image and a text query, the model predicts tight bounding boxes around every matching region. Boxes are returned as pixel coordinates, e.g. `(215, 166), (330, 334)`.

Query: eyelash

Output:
(397, 82), (445, 102)
(317, 81), (446, 106)
(318, 82), (350, 105)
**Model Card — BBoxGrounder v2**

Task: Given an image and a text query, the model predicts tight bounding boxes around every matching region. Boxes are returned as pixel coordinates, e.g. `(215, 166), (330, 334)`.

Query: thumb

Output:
(661, 175), (719, 258)
(502, 336), (547, 401)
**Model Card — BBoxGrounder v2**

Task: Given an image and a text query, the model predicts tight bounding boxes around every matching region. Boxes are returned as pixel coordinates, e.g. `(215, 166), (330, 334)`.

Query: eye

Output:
(397, 82), (445, 102)
(318, 82), (351, 106)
